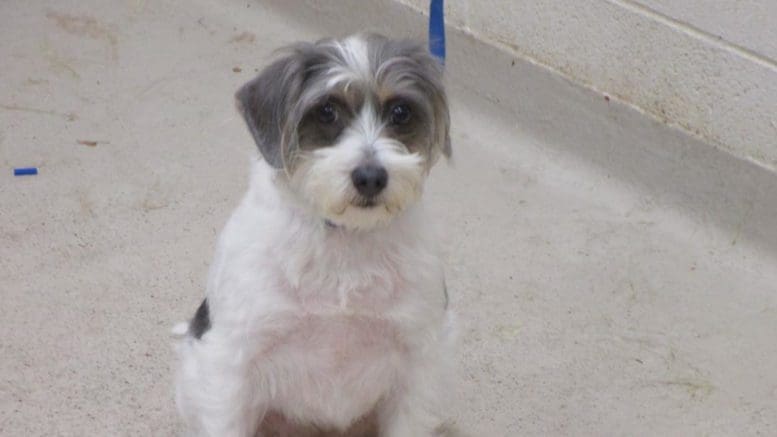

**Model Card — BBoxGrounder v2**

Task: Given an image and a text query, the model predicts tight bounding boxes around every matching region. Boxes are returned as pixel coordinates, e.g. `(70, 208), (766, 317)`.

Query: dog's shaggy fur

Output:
(175, 33), (455, 437)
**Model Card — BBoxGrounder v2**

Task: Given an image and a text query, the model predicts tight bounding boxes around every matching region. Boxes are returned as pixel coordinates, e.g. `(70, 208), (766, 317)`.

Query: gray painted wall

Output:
(399, 0), (777, 170)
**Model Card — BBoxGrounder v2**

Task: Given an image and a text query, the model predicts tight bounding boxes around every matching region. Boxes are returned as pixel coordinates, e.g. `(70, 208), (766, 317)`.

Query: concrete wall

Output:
(639, 0), (777, 60)
(398, 0), (777, 171)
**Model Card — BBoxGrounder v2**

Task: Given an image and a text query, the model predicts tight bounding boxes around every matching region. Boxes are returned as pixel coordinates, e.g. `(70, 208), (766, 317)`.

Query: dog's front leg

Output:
(177, 338), (268, 437)
(378, 347), (451, 437)
(379, 380), (447, 437)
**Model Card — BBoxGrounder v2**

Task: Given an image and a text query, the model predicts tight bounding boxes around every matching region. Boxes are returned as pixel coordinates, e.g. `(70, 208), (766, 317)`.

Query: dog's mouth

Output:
(327, 196), (402, 229)
(353, 197), (379, 208)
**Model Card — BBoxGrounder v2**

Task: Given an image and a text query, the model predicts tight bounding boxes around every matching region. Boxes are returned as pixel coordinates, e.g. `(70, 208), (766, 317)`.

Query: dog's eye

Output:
(317, 102), (338, 124)
(390, 104), (412, 125)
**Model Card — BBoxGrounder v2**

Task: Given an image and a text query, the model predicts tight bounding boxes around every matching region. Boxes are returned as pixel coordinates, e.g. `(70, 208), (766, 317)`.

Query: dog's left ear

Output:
(429, 67), (452, 160)
(235, 53), (304, 169)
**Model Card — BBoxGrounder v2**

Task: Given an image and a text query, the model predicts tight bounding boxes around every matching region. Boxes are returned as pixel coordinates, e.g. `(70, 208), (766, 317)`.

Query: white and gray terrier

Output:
(175, 33), (456, 437)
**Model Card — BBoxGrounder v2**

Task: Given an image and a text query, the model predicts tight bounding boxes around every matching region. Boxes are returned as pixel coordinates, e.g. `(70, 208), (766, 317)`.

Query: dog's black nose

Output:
(351, 165), (388, 198)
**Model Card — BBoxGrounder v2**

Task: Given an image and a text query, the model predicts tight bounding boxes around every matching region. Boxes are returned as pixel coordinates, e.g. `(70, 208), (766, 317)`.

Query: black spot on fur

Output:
(189, 299), (211, 339)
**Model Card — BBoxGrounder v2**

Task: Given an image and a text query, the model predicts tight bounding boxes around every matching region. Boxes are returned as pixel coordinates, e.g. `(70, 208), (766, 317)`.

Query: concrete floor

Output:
(2, 1), (776, 436)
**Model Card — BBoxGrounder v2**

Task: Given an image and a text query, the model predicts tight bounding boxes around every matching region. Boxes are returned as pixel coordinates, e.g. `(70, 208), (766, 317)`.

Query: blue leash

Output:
(429, 0), (445, 64)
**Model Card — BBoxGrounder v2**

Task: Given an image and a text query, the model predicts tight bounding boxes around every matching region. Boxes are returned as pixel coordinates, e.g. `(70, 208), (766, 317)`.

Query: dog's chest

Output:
(249, 225), (441, 425)
(276, 265), (408, 380)
(283, 233), (415, 310)
(264, 254), (413, 426)
(266, 310), (403, 428)
(277, 311), (402, 368)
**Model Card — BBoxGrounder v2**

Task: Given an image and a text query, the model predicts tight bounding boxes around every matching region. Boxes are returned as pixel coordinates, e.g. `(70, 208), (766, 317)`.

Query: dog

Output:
(174, 33), (455, 437)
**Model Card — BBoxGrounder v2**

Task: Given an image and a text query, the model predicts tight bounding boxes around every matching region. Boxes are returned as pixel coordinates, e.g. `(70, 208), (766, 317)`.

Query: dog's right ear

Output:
(235, 54), (304, 169)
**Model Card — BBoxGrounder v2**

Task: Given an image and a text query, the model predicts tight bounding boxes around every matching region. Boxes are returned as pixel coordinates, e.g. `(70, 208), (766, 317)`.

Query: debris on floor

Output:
(13, 167), (38, 176)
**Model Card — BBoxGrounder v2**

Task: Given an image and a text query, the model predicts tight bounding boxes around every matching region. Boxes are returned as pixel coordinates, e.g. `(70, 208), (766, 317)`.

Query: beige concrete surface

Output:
(1, 1), (776, 436)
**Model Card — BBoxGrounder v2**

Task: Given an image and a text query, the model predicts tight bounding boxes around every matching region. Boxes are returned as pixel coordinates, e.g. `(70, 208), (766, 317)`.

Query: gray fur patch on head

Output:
(235, 33), (451, 169)
(235, 42), (336, 168)
(370, 34), (451, 159)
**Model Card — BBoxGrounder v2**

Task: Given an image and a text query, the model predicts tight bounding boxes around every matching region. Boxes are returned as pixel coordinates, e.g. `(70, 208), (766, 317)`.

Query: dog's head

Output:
(236, 33), (450, 230)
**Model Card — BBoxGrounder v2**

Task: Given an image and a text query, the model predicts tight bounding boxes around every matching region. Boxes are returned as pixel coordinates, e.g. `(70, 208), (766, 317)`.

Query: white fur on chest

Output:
(200, 162), (447, 429)
(260, 312), (402, 428)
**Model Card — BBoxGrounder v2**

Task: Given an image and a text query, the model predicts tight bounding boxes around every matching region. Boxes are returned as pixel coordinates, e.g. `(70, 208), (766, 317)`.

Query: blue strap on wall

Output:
(429, 0), (446, 64)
